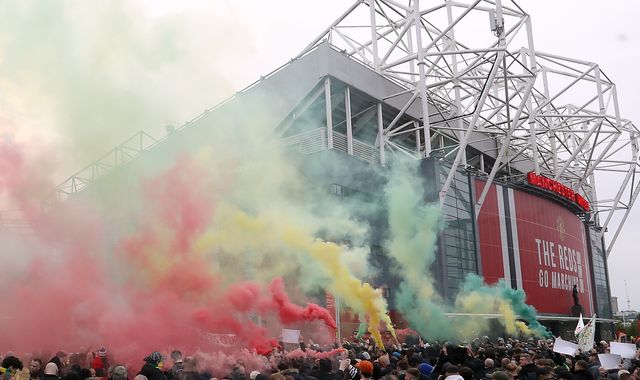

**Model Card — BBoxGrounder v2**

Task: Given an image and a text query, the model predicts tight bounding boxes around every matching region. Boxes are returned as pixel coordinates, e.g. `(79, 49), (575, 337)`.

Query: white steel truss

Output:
(297, 0), (640, 256)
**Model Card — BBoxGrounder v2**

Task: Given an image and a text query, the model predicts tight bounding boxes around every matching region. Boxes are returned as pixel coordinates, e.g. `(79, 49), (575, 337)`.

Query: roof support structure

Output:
(295, 0), (639, 255)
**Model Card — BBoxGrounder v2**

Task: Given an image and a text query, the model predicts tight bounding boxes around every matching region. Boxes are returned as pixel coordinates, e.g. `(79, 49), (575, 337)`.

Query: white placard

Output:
(553, 337), (578, 356)
(598, 354), (622, 370)
(610, 342), (637, 359)
(282, 329), (301, 344)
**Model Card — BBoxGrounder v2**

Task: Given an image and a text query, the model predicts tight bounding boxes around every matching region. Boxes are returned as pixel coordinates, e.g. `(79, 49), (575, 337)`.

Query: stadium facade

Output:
(49, 1), (640, 340)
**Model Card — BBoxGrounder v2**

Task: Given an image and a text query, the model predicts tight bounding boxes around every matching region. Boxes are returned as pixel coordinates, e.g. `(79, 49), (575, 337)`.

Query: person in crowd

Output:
(481, 359), (495, 380)
(536, 367), (555, 380)
(404, 369), (421, 380)
(442, 365), (463, 380)
(375, 356), (394, 379)
(459, 367), (474, 380)
(2, 356), (24, 380)
(620, 372), (632, 380)
(417, 363), (433, 380)
(339, 357), (360, 380)
(573, 360), (595, 380)
(139, 352), (166, 380)
(42, 363), (59, 380)
(585, 354), (600, 380)
(357, 361), (373, 380)
(29, 359), (43, 380)
(167, 352), (184, 380)
(310, 359), (335, 380)
(498, 359), (511, 374)
(176, 357), (199, 380)
(519, 354), (538, 380)
(91, 349), (109, 378)
(492, 372), (510, 380)
(109, 366), (127, 380)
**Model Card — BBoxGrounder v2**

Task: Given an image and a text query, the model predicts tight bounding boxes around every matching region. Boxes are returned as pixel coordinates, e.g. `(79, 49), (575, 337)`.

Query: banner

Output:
(282, 329), (301, 344)
(553, 337), (578, 356)
(610, 342), (637, 359)
(577, 314), (596, 352)
(598, 354), (622, 370)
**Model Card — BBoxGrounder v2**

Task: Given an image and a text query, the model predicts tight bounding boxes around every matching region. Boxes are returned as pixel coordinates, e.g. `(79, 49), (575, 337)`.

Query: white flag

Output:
(577, 314), (596, 352)
(575, 313), (585, 337)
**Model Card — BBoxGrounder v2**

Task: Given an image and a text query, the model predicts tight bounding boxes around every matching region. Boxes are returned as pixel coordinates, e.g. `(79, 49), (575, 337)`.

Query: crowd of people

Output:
(1, 335), (639, 380)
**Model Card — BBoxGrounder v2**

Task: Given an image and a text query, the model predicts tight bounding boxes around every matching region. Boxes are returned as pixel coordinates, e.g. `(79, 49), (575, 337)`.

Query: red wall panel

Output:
(512, 190), (592, 315)
(475, 179), (593, 315)
(474, 180), (505, 285)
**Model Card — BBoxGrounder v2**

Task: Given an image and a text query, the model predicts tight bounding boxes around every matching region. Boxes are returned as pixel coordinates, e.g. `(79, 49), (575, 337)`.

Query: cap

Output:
(356, 361), (373, 376)
(418, 363), (434, 376)
(144, 352), (163, 364)
(44, 363), (59, 376)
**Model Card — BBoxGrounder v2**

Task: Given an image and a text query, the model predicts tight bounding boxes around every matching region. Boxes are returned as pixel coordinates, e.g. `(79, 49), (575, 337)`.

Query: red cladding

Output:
(474, 180), (506, 286)
(475, 179), (593, 315)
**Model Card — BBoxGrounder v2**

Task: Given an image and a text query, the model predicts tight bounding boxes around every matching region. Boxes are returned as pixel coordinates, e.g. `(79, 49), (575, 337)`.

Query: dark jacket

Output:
(586, 362), (600, 380)
(310, 368), (339, 380)
(573, 369), (596, 380)
(519, 363), (538, 380)
(176, 371), (201, 380)
(139, 363), (167, 380)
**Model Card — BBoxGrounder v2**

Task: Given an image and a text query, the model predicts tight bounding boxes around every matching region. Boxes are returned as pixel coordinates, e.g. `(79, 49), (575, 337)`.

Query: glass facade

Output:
(439, 163), (478, 300)
(590, 228), (612, 318)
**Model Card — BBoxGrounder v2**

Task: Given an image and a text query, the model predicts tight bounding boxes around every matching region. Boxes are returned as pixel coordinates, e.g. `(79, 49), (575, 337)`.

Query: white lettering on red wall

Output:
(475, 179), (593, 315)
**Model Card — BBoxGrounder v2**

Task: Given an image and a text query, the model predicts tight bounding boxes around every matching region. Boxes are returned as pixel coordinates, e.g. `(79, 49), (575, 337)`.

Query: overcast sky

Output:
(2, 0), (638, 311)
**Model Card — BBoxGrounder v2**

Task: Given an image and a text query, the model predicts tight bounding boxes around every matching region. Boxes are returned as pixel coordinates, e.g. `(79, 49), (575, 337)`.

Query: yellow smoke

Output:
(193, 204), (394, 347)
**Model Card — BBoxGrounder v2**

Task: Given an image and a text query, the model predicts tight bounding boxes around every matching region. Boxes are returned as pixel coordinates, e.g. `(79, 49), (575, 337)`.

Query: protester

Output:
(167, 352), (184, 380)
(28, 359), (43, 380)
(110, 366), (128, 380)
(139, 353), (167, 380)
(175, 357), (199, 380)
(357, 361), (374, 380)
(42, 363), (59, 380)
(0, 332), (625, 380)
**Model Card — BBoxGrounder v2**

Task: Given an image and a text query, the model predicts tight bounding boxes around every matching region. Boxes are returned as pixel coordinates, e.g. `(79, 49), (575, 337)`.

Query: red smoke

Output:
(268, 278), (337, 330)
(0, 147), (336, 370)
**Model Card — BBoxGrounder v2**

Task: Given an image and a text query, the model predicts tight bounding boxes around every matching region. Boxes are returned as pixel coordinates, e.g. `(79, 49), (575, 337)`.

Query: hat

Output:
(356, 360), (373, 376)
(144, 352), (163, 364)
(418, 363), (433, 376)
(250, 371), (261, 380)
(360, 352), (371, 360)
(391, 352), (401, 358)
(44, 363), (59, 376)
(97, 348), (107, 358)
